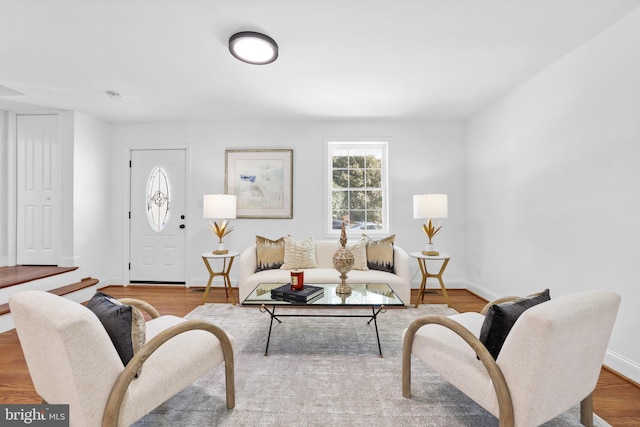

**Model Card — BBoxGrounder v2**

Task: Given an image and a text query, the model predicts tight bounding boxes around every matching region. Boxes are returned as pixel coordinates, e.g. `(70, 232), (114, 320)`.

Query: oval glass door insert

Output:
(146, 166), (171, 232)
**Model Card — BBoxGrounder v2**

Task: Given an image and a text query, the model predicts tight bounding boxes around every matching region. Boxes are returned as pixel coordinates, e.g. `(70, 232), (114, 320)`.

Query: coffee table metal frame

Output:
(242, 282), (404, 358)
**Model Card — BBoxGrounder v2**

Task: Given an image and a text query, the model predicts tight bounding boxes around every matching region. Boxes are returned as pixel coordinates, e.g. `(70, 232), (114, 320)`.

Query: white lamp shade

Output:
(203, 194), (237, 219)
(413, 194), (448, 219)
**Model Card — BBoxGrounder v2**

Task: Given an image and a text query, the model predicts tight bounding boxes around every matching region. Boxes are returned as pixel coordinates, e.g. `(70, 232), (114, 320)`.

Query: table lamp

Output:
(413, 194), (448, 256)
(203, 194), (237, 254)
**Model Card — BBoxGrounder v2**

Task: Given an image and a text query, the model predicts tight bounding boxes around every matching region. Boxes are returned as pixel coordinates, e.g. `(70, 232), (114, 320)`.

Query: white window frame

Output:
(325, 139), (390, 237)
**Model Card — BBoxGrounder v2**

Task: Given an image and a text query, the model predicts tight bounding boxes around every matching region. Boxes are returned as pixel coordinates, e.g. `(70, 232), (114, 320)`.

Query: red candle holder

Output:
(291, 271), (304, 290)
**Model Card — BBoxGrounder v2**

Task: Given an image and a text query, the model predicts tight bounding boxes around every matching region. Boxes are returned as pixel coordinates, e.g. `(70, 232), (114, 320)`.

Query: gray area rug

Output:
(133, 304), (609, 426)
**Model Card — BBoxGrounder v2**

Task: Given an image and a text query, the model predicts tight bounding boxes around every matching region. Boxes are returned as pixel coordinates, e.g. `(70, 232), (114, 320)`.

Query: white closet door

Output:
(16, 114), (60, 265)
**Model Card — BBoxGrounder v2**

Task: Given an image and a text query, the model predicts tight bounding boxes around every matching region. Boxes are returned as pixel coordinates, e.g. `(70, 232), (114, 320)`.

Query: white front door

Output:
(129, 149), (187, 283)
(16, 114), (60, 265)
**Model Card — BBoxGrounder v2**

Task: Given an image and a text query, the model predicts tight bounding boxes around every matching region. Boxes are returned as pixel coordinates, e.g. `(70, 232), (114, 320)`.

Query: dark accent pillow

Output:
(364, 234), (395, 272)
(479, 289), (550, 360)
(86, 292), (146, 367)
(255, 235), (286, 272)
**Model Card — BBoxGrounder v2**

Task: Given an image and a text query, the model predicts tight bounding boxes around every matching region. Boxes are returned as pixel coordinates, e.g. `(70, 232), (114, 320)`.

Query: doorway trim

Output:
(5, 110), (75, 267)
(5, 112), (17, 266)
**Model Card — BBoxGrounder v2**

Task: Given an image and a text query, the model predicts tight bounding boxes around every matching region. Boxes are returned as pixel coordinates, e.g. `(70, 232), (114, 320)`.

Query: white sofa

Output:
(238, 240), (411, 305)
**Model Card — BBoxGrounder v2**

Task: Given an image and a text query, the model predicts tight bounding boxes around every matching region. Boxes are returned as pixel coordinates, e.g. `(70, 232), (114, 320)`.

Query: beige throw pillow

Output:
(364, 234), (395, 272)
(280, 236), (318, 270)
(338, 237), (369, 271)
(130, 306), (146, 357)
(255, 235), (285, 272)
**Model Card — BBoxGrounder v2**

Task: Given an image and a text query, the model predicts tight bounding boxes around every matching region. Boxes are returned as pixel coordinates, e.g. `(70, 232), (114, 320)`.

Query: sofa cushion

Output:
(87, 292), (146, 367)
(281, 236), (319, 269)
(479, 289), (550, 360)
(340, 236), (369, 271)
(238, 240), (412, 306)
(364, 234), (395, 272)
(255, 235), (285, 272)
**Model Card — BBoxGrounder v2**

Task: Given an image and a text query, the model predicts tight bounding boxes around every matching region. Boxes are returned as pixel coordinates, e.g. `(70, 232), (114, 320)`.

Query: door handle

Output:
(179, 224), (185, 229)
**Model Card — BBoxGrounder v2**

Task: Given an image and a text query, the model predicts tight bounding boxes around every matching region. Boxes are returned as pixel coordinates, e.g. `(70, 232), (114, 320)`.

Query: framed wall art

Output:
(225, 149), (293, 218)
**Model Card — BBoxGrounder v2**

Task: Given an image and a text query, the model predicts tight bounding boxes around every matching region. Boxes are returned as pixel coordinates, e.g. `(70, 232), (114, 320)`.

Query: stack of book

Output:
(271, 284), (324, 303)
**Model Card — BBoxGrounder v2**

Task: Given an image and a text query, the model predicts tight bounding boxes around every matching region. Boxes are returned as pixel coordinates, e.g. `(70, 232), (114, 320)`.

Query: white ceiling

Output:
(1, 0), (639, 124)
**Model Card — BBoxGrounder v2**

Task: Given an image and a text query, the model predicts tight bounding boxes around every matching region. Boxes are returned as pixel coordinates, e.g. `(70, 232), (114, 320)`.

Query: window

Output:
(326, 141), (389, 235)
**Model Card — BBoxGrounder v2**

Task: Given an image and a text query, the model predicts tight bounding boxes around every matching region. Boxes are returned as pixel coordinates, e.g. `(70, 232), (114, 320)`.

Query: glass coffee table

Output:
(242, 282), (405, 357)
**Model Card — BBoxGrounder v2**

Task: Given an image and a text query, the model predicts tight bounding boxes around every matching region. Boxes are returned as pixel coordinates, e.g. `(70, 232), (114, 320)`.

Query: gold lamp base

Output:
(422, 242), (439, 256)
(212, 249), (229, 255)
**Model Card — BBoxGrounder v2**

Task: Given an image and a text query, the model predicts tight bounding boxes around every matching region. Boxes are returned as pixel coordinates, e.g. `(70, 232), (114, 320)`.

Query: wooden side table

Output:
(410, 252), (452, 308)
(201, 251), (239, 305)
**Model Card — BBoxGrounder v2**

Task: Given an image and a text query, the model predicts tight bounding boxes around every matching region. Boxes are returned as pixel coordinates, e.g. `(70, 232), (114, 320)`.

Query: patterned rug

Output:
(133, 303), (609, 426)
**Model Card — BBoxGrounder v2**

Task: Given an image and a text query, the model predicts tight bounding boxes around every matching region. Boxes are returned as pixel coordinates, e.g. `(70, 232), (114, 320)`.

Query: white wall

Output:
(466, 8), (640, 382)
(110, 120), (467, 293)
(73, 113), (113, 281)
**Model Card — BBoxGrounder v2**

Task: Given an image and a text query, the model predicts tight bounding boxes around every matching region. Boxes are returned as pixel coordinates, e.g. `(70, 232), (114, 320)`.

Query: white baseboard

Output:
(58, 256), (80, 267)
(464, 282), (501, 301)
(604, 349), (640, 385)
(104, 276), (125, 286)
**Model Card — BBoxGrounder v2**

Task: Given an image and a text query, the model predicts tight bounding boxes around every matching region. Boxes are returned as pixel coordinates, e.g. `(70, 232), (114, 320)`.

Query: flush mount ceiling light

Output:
(229, 31), (278, 65)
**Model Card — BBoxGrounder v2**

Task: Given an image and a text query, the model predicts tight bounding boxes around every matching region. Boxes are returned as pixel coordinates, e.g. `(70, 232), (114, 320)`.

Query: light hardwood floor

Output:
(0, 286), (638, 426)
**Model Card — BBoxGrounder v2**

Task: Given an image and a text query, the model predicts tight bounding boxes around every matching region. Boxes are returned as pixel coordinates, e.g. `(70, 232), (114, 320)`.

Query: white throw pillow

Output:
(280, 236), (319, 269)
(338, 237), (369, 271)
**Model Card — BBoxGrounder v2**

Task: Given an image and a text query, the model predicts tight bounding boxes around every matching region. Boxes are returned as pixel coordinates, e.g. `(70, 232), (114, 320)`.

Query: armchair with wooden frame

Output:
(10, 290), (235, 427)
(402, 289), (620, 427)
